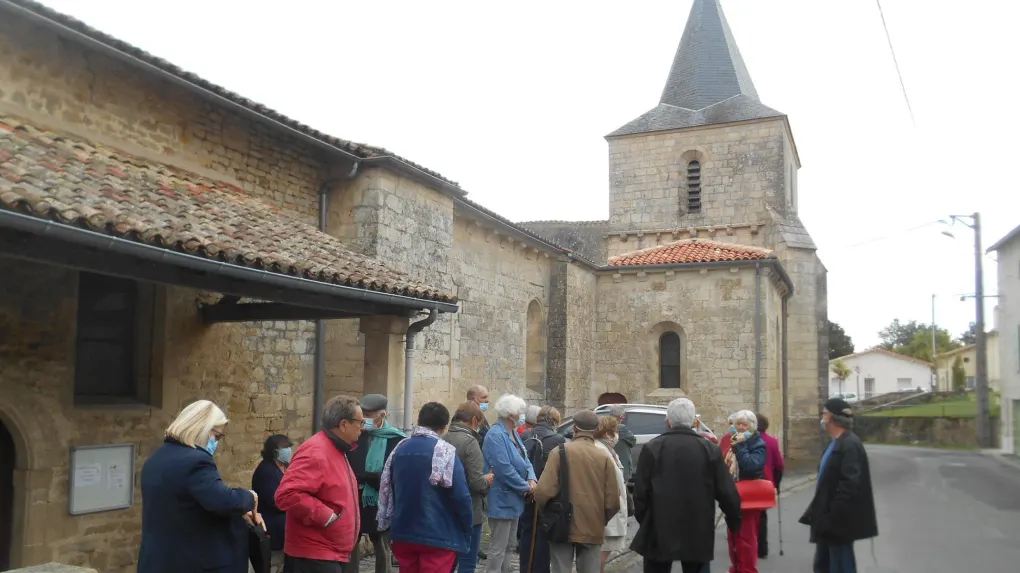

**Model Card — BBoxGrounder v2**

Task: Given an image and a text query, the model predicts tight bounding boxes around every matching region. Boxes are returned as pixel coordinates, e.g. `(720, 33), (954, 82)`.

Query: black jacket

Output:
(251, 459), (286, 551)
(138, 438), (255, 573)
(521, 423), (567, 479)
(347, 429), (404, 534)
(630, 428), (742, 563)
(799, 431), (878, 544)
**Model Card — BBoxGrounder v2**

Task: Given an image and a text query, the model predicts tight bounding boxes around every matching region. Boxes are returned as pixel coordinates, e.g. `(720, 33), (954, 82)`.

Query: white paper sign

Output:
(74, 463), (102, 487)
(107, 463), (127, 490)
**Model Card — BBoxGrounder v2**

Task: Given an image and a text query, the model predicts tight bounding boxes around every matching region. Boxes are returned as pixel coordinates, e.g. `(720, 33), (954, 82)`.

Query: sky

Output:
(37, 0), (1020, 349)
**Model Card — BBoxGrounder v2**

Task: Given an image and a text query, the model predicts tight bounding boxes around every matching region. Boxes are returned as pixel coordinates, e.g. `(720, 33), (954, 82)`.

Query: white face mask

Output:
(603, 435), (620, 448)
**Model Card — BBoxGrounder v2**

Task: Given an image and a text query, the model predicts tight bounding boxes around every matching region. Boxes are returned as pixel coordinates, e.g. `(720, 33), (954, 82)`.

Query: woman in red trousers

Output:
(724, 410), (767, 573)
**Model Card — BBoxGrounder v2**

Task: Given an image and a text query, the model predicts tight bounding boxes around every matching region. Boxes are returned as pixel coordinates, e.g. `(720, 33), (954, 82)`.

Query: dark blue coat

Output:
(251, 459), (286, 551)
(733, 433), (767, 481)
(138, 438), (255, 573)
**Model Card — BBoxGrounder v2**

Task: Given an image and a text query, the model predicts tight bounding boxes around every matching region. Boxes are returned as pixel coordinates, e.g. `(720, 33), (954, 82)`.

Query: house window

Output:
(966, 376), (976, 389)
(659, 332), (682, 389)
(74, 272), (159, 405)
(864, 377), (875, 399)
(896, 377), (913, 390)
(686, 160), (702, 213)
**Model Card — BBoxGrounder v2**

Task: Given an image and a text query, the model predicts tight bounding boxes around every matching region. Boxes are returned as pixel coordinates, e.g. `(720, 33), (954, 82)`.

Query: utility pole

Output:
(931, 293), (938, 391)
(972, 212), (991, 448)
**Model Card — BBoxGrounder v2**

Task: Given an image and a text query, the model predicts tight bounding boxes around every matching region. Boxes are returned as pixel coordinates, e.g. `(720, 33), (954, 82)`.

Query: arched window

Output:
(525, 300), (547, 392)
(686, 160), (702, 213)
(659, 332), (682, 389)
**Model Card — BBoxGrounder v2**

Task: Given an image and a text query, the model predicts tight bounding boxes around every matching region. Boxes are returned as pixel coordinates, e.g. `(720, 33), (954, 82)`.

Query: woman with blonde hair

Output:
(593, 416), (628, 573)
(138, 399), (259, 573)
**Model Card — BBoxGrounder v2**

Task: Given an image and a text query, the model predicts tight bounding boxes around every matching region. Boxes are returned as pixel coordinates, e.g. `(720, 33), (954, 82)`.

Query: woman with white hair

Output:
(138, 399), (260, 573)
(482, 394), (537, 573)
(724, 409), (768, 573)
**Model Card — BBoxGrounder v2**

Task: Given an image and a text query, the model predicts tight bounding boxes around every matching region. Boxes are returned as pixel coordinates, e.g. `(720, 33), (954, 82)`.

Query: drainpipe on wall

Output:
(313, 163), (360, 433)
(754, 262), (763, 412)
(404, 309), (439, 431)
(781, 294), (790, 457)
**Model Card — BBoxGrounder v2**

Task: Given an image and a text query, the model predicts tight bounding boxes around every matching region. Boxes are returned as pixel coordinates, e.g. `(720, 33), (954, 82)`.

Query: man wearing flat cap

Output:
(535, 409), (620, 573)
(347, 394), (407, 573)
(799, 398), (878, 573)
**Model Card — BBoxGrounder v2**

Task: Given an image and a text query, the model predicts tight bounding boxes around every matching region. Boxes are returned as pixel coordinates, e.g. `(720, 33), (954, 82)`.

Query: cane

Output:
(526, 503), (540, 573)
(777, 486), (784, 556)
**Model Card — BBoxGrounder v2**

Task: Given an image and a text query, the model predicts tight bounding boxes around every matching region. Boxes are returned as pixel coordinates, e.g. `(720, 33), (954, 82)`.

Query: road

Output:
(619, 445), (1020, 573)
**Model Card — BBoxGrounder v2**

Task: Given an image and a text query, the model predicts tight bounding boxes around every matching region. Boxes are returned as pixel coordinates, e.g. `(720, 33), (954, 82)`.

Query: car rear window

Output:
(625, 412), (668, 435)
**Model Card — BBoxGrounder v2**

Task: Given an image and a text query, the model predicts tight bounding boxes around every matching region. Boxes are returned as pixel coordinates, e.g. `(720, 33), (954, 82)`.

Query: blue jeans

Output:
(813, 542), (856, 573)
(457, 524), (483, 573)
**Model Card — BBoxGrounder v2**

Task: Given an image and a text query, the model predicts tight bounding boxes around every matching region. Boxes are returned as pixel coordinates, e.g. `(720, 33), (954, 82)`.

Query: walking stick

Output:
(527, 503), (540, 573)
(777, 486), (784, 556)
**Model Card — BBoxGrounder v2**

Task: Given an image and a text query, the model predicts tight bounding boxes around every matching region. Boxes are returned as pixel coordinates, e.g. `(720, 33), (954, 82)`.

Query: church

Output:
(0, 0), (825, 570)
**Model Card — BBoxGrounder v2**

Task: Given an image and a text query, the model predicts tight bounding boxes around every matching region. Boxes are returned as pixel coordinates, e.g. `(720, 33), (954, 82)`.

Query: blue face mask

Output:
(728, 426), (737, 435)
(277, 447), (293, 465)
(743, 431), (752, 440)
(480, 402), (489, 413)
(205, 437), (219, 455)
(516, 415), (526, 427)
(363, 419), (376, 431)
(820, 418), (827, 431)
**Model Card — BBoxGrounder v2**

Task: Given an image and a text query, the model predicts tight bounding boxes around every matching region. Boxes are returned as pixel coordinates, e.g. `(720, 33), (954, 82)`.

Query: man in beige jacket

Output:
(535, 410), (621, 573)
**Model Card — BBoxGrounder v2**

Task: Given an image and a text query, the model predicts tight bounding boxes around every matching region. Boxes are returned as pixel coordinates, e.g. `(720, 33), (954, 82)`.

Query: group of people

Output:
(135, 390), (877, 573)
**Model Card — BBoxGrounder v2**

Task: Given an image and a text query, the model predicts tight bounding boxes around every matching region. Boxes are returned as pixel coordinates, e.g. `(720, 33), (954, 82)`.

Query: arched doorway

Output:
(0, 420), (14, 570)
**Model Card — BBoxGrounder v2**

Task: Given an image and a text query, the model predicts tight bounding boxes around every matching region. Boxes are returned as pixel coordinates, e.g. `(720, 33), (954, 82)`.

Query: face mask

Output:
(363, 419), (375, 431)
(729, 426), (737, 435)
(205, 437), (219, 455)
(604, 436), (620, 448)
(742, 431), (752, 440)
(820, 418), (827, 431)
(277, 447), (293, 465)
(515, 415), (526, 427)
(480, 402), (489, 413)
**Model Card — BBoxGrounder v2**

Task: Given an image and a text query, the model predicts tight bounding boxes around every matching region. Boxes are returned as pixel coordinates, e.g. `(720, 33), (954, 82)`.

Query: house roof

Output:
(987, 223), (1020, 253)
(830, 348), (933, 368)
(0, 0), (459, 190)
(607, 0), (785, 138)
(0, 112), (455, 303)
(609, 238), (771, 267)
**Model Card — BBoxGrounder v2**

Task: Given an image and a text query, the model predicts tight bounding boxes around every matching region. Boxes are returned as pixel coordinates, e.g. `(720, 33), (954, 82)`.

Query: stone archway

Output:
(0, 404), (43, 569)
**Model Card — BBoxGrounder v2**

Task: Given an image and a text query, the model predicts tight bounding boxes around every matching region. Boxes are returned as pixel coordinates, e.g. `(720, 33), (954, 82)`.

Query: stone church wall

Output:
(0, 263), (315, 571)
(593, 266), (783, 430)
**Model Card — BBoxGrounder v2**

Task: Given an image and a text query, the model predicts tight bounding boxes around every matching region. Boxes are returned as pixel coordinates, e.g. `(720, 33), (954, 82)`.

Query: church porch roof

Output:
(609, 238), (771, 266)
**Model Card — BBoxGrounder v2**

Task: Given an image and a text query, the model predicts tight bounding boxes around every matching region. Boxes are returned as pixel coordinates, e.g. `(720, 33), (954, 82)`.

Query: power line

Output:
(828, 219), (943, 250)
(876, 0), (916, 126)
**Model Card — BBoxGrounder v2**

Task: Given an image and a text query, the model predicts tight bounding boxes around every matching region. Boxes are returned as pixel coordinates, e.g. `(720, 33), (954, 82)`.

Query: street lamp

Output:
(942, 213), (992, 448)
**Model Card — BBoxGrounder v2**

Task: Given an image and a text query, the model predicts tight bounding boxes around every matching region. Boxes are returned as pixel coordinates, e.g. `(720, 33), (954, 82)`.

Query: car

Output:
(830, 392), (860, 403)
(555, 403), (717, 485)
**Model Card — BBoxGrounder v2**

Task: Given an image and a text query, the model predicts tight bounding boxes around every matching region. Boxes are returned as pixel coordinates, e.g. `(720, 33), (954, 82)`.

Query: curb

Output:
(605, 473), (816, 573)
(982, 449), (1020, 472)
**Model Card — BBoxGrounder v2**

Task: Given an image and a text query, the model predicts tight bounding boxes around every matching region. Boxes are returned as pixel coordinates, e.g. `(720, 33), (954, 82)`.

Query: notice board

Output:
(68, 443), (136, 515)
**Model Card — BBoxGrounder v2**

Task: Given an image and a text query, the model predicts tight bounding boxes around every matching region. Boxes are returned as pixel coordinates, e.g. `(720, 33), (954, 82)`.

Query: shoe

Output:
(759, 554), (768, 559)
(478, 551), (487, 560)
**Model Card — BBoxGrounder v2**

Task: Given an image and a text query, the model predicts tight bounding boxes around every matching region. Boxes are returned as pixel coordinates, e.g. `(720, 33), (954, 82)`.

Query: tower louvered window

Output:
(687, 160), (702, 213)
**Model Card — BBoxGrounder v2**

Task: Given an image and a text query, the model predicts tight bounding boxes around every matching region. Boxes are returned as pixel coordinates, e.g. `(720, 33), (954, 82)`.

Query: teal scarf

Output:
(361, 422), (407, 508)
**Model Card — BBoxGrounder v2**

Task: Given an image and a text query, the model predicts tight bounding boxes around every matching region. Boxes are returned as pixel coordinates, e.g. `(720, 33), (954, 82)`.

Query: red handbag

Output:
(736, 479), (777, 510)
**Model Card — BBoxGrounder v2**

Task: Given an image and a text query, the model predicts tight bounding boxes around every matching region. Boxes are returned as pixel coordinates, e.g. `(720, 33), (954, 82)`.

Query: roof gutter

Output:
(0, 208), (460, 313)
(602, 256), (795, 296)
(0, 0), (467, 200)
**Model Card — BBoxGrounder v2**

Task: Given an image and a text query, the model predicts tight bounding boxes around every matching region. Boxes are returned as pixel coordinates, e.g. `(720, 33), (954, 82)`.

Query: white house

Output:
(989, 224), (1020, 455)
(829, 348), (933, 400)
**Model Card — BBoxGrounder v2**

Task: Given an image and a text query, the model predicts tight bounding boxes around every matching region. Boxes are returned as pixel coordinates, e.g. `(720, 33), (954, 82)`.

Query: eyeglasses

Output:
(211, 430), (226, 440)
(346, 418), (366, 427)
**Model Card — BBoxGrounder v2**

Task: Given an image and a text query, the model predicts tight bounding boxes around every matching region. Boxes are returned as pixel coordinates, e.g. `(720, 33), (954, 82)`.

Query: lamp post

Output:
(943, 213), (992, 448)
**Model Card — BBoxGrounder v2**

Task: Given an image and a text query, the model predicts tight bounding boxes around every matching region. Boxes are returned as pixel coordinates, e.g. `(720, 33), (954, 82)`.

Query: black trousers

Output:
(643, 558), (709, 573)
(758, 510), (769, 557)
(289, 556), (346, 573)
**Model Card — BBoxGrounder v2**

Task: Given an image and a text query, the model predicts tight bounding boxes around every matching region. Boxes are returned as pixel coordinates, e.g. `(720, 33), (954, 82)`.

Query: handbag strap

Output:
(557, 443), (570, 503)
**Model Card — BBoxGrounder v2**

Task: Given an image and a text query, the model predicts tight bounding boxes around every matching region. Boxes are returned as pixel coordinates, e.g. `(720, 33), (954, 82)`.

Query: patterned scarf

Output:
(361, 421), (408, 508)
(376, 426), (457, 531)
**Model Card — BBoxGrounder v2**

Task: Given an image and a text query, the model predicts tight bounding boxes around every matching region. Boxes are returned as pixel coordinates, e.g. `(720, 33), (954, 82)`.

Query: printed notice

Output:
(107, 463), (127, 490)
(74, 463), (102, 487)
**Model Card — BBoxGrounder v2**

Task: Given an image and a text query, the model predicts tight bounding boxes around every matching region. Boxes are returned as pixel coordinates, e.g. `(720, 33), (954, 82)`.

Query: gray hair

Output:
(495, 394), (527, 419)
(608, 404), (627, 419)
(322, 395), (360, 429)
(731, 409), (758, 431)
(830, 413), (854, 430)
(525, 405), (541, 425)
(666, 398), (696, 428)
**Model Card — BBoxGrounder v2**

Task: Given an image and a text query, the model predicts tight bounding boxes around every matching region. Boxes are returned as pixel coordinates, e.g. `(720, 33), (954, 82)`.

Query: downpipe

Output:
(754, 262), (762, 412)
(403, 309), (438, 431)
(781, 294), (789, 456)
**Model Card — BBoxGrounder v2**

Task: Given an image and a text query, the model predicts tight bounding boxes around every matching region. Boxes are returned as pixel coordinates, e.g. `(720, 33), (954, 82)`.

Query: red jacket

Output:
(760, 431), (785, 486)
(275, 431), (360, 562)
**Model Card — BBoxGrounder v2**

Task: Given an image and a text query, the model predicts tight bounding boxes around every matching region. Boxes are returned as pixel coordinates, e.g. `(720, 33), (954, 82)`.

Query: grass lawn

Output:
(863, 393), (1001, 418)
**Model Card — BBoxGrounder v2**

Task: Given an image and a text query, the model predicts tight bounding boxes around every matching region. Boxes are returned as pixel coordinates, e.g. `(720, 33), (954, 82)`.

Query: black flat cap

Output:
(360, 394), (388, 412)
(824, 398), (853, 417)
(573, 410), (599, 431)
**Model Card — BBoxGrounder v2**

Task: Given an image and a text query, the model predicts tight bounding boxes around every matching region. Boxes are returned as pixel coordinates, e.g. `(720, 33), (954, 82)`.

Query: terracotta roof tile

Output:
(0, 113), (455, 304)
(609, 238), (771, 266)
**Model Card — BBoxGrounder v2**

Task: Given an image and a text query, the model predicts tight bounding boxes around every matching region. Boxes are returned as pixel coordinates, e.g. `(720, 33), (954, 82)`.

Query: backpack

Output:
(525, 432), (561, 478)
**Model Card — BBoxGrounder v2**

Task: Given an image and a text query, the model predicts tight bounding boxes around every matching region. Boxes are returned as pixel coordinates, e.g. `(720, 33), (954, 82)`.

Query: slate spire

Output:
(608, 0), (783, 137)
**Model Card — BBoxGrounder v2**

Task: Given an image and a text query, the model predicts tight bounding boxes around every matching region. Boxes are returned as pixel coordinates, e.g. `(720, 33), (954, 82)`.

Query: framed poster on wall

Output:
(68, 443), (136, 515)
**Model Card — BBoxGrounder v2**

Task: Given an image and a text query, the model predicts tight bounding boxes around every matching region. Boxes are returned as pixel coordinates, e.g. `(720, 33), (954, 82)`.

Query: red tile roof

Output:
(609, 239), (771, 266)
(0, 113), (455, 303)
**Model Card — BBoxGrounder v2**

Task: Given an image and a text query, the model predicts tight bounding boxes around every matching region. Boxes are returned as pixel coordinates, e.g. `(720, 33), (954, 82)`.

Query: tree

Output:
(958, 322), (977, 345)
(830, 359), (853, 395)
(877, 319), (962, 362)
(877, 319), (926, 350)
(828, 320), (855, 359)
(951, 355), (967, 390)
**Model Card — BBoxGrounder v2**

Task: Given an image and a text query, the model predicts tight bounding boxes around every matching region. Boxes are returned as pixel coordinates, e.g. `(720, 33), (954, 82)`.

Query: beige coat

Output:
(595, 440), (628, 539)
(535, 433), (621, 545)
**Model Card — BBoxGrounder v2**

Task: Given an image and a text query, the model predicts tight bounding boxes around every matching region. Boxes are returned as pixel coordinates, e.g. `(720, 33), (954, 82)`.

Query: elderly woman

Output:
(139, 400), (259, 573)
(593, 416), (628, 573)
(482, 394), (537, 573)
(725, 409), (767, 573)
(252, 434), (293, 572)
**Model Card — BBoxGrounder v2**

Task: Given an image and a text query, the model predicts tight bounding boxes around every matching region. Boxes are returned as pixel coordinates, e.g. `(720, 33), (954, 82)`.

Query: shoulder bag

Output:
(538, 444), (572, 543)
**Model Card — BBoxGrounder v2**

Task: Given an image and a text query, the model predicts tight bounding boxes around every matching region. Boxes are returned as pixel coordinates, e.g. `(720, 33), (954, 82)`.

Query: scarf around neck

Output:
(361, 422), (407, 508)
(376, 426), (457, 531)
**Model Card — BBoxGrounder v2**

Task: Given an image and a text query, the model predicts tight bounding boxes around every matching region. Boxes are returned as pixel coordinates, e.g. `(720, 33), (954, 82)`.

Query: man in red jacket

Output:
(277, 395), (365, 573)
(756, 413), (785, 559)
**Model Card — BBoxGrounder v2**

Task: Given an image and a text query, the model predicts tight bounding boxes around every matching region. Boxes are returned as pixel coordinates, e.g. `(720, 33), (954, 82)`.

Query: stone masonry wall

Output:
(593, 266), (782, 430)
(0, 262), (314, 571)
(563, 263), (598, 413)
(0, 18), (328, 225)
(607, 119), (790, 232)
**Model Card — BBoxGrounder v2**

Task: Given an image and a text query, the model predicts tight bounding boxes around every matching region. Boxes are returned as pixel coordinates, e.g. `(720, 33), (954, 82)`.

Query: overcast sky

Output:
(39, 0), (1020, 350)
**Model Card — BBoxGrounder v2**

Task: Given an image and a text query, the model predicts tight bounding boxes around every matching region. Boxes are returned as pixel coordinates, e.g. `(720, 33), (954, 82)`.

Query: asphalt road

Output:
(619, 445), (1020, 573)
